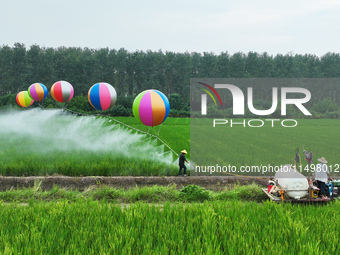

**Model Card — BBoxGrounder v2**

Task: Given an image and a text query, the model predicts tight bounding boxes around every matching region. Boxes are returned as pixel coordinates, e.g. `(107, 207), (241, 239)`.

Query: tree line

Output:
(1, 43), (340, 117)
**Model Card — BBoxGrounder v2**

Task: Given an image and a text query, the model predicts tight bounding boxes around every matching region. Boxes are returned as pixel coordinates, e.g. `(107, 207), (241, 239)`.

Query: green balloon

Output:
(132, 90), (147, 123)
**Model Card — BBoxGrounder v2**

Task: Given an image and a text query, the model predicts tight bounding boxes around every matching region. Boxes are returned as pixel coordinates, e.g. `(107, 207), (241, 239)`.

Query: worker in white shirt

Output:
(314, 157), (332, 200)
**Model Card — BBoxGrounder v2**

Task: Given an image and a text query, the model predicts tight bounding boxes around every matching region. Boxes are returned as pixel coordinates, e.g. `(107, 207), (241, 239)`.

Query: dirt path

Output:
(0, 176), (268, 191)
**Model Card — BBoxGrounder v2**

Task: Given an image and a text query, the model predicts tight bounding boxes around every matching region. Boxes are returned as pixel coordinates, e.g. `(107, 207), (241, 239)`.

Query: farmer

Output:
(178, 149), (189, 176)
(302, 147), (313, 165)
(314, 157), (332, 200)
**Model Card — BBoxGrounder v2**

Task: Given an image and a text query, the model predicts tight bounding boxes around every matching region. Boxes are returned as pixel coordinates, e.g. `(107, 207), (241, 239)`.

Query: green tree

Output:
(320, 53), (340, 77)
(11, 43), (27, 92)
(0, 45), (13, 95)
(229, 52), (246, 77)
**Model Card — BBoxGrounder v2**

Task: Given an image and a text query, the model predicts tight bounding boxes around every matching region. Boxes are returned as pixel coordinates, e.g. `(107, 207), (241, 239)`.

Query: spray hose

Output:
(62, 108), (179, 157)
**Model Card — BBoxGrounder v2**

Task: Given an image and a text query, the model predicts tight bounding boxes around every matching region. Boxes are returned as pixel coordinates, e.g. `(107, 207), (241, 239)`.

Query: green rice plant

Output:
(0, 200), (340, 254)
(0, 150), (178, 176)
(1, 200), (339, 254)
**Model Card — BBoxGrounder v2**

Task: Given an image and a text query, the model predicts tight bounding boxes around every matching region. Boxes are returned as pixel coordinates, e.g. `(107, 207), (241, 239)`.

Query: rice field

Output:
(191, 118), (340, 177)
(0, 199), (339, 254)
(0, 109), (189, 176)
(1, 108), (340, 177)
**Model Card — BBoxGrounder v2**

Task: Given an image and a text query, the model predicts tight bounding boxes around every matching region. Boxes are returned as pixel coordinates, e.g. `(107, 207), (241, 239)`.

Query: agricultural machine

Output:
(262, 164), (340, 203)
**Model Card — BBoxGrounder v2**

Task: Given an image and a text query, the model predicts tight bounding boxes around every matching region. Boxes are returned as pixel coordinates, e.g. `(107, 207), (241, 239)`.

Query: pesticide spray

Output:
(0, 108), (174, 165)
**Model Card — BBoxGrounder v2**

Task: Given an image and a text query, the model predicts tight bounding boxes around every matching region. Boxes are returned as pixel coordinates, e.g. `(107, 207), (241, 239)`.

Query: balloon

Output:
(133, 89), (170, 127)
(28, 83), (48, 102)
(88, 82), (117, 111)
(50, 81), (74, 103)
(16, 91), (34, 108)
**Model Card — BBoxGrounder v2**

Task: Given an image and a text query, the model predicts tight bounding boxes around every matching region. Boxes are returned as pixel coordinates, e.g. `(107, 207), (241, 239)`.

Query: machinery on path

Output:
(262, 164), (340, 203)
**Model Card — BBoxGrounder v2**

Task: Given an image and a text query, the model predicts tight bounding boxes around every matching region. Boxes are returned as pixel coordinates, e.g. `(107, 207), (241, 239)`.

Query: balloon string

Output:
(63, 101), (69, 110)
(157, 125), (162, 136)
(62, 108), (179, 157)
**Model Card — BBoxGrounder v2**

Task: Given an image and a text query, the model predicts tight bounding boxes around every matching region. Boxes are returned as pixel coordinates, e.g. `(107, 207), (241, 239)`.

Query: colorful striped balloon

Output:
(88, 82), (117, 111)
(50, 81), (74, 103)
(16, 91), (34, 108)
(28, 83), (48, 102)
(133, 89), (170, 127)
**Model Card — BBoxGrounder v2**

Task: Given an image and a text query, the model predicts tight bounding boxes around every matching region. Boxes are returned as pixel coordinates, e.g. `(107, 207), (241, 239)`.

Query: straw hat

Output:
(318, 157), (328, 164)
(181, 150), (187, 154)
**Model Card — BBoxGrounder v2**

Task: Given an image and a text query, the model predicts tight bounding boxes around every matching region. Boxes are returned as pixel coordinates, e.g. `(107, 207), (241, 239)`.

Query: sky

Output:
(1, 0), (340, 56)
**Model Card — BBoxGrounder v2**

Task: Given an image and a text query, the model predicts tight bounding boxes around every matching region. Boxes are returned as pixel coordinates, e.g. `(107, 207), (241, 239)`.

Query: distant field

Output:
(191, 118), (340, 176)
(113, 116), (190, 157)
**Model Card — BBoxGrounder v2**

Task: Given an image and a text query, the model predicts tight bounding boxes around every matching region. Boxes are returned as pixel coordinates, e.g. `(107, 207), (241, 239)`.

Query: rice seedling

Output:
(0, 199), (339, 254)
